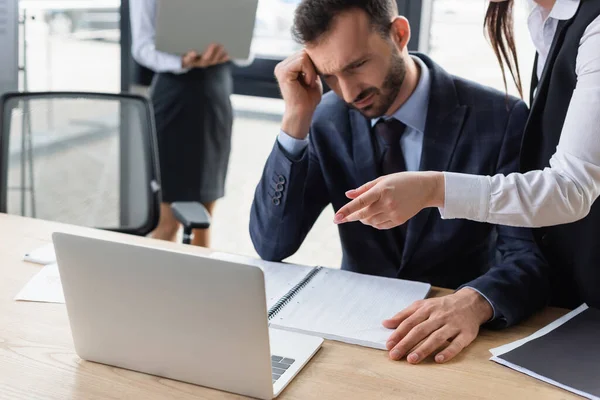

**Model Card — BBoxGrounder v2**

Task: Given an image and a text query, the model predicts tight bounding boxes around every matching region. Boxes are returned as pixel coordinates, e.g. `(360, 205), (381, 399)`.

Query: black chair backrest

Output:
(0, 91), (161, 236)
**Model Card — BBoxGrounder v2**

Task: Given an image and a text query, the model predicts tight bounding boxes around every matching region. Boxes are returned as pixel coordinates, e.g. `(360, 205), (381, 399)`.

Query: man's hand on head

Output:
(275, 50), (323, 140)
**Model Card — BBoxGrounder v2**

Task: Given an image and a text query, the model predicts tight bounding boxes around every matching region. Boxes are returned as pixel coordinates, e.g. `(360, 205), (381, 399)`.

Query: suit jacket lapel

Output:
(522, 19), (574, 171)
(527, 19), (572, 122)
(400, 54), (468, 268)
(530, 52), (540, 106)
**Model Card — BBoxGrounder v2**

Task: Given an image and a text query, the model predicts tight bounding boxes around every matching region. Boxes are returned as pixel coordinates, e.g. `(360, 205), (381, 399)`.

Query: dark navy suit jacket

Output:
(250, 54), (550, 327)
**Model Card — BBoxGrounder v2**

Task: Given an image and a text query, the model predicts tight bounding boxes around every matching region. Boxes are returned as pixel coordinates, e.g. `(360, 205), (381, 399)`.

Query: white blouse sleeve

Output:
(439, 14), (600, 228)
(129, 0), (188, 74)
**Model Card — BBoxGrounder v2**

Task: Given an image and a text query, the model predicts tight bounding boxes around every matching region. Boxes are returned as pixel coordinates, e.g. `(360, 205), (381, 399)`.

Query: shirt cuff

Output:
(462, 286), (499, 322)
(277, 130), (309, 157)
(438, 172), (491, 222)
(162, 53), (189, 74)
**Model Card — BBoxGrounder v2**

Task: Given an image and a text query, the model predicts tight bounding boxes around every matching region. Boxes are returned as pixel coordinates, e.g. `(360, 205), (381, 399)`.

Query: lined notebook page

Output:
(209, 252), (314, 309)
(269, 268), (431, 349)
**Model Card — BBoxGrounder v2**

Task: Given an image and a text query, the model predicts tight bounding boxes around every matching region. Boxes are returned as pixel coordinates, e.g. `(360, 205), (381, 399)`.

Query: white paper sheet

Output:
(209, 252), (315, 309)
(14, 263), (65, 304)
(490, 304), (598, 400)
(23, 243), (57, 265)
(269, 268), (431, 350)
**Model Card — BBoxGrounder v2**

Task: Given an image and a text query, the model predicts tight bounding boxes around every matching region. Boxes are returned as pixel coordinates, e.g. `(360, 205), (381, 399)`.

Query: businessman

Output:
(251, 0), (549, 364)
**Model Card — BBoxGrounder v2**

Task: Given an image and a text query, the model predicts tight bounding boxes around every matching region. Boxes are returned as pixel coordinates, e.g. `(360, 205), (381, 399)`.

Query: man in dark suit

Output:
(250, 0), (549, 364)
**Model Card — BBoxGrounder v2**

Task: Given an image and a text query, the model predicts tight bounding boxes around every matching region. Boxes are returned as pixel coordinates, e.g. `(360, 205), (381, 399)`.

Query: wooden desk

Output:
(0, 214), (577, 399)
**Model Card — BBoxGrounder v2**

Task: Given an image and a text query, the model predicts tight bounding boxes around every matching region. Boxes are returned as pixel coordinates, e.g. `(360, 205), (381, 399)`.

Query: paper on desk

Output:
(209, 252), (314, 309)
(15, 263), (65, 304)
(269, 268), (431, 350)
(23, 243), (57, 265)
(490, 304), (598, 400)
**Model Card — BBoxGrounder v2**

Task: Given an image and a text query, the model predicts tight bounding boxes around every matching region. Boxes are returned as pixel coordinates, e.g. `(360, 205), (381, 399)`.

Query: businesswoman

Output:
(130, 0), (234, 247)
(335, 0), (600, 309)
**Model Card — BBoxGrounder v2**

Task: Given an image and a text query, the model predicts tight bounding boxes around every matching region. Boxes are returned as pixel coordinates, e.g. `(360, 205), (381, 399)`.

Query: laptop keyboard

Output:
(271, 355), (296, 384)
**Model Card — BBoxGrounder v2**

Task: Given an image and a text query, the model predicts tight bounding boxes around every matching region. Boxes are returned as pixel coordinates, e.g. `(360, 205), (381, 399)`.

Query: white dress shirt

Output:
(129, 0), (254, 74)
(441, 0), (600, 228)
(130, 0), (188, 73)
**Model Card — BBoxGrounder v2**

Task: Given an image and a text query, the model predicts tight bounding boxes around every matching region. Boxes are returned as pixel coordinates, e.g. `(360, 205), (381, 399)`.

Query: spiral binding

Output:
(267, 266), (323, 320)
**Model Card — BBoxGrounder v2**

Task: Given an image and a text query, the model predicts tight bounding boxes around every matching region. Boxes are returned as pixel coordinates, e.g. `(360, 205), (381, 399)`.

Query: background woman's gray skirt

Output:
(150, 63), (233, 204)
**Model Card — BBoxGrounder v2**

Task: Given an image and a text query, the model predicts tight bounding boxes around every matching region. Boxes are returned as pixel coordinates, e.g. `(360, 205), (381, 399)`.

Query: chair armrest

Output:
(171, 202), (211, 230)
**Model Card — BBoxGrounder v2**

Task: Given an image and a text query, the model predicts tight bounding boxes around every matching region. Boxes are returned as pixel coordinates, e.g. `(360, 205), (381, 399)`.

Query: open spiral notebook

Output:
(210, 253), (431, 350)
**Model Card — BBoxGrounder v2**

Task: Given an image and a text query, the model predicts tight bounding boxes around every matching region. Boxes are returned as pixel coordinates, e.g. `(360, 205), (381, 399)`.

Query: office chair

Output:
(0, 92), (209, 244)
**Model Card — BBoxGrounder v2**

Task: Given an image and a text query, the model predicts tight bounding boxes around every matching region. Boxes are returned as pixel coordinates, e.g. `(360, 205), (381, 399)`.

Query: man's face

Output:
(305, 9), (407, 119)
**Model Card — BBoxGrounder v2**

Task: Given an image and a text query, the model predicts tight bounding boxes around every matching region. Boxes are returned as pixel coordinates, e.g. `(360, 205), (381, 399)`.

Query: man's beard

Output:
(348, 51), (406, 118)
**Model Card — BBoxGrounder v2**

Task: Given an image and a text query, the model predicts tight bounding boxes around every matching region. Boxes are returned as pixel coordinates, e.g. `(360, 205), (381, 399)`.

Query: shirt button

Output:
(272, 198), (281, 206)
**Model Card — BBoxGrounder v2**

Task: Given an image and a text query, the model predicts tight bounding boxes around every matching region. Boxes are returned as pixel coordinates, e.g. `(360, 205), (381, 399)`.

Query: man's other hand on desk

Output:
(182, 44), (230, 69)
(383, 288), (493, 364)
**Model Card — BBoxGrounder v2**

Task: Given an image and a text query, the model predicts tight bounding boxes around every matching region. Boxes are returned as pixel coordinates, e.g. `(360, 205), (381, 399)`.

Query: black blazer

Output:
(520, 0), (600, 309)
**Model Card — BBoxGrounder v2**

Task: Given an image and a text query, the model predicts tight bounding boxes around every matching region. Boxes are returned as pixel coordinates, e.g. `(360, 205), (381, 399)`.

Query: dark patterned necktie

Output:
(374, 118), (408, 175)
(373, 118), (408, 254)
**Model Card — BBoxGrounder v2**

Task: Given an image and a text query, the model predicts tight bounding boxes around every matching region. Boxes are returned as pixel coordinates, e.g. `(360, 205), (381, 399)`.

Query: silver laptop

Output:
(155, 0), (259, 60)
(52, 232), (323, 400)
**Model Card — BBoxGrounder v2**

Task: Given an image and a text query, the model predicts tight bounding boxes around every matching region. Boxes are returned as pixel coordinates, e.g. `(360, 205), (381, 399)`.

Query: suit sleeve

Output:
(464, 100), (551, 328)
(249, 132), (330, 261)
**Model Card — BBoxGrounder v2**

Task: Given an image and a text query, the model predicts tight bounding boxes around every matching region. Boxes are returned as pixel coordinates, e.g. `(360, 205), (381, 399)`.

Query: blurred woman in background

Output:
(130, 0), (234, 247)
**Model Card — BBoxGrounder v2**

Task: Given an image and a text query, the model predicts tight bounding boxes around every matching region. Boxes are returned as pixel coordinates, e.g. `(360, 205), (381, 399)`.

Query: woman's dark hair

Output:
(484, 0), (524, 98)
